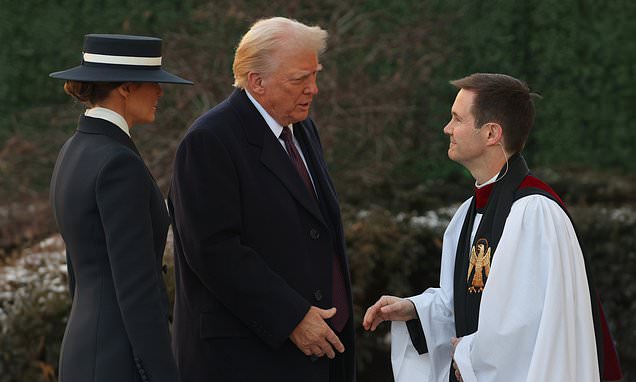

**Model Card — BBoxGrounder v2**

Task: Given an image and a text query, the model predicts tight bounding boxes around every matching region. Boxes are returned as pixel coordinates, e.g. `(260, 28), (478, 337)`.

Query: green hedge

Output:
(3, 0), (634, 203)
(425, 0), (636, 172)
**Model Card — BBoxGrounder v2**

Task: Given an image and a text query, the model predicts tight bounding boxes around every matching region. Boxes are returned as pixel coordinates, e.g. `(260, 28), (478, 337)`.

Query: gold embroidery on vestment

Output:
(467, 238), (491, 293)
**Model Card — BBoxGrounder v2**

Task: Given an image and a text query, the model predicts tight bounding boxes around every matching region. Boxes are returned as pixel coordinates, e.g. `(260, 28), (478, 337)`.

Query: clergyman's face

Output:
(442, 89), (488, 168)
(259, 48), (321, 127)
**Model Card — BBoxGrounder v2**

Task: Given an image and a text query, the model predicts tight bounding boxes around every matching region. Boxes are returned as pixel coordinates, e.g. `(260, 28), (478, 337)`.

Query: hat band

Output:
(83, 52), (162, 66)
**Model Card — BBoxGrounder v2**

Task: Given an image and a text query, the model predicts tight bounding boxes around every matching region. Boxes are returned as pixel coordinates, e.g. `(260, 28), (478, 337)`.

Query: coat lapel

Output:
(294, 121), (341, 225)
(228, 90), (326, 225)
(295, 120), (351, 271)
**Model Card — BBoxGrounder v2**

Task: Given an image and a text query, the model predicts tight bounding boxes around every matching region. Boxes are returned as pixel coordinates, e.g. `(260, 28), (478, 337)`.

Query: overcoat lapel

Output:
(294, 121), (341, 234)
(229, 90), (326, 226)
(294, 122), (337, 210)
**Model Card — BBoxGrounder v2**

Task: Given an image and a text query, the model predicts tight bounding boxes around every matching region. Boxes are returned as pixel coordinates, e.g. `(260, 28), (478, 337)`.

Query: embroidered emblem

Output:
(467, 238), (491, 293)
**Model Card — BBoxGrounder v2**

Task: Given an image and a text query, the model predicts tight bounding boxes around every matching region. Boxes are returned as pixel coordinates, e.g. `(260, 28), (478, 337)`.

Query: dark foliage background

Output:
(1, 0), (634, 380)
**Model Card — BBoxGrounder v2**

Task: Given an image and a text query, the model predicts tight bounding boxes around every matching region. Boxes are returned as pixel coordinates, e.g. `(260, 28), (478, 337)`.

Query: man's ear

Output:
(247, 72), (265, 95)
(485, 122), (504, 146)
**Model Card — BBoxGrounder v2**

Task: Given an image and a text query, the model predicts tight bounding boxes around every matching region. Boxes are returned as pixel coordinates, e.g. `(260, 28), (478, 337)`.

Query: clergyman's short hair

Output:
(232, 17), (328, 89)
(450, 73), (540, 153)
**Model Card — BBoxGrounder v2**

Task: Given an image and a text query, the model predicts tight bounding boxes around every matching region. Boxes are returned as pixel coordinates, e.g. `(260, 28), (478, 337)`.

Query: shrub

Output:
(0, 237), (69, 382)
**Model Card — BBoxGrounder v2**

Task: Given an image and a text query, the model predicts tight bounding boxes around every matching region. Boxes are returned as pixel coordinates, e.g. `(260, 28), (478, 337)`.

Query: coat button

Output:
(162, 264), (168, 274)
(309, 228), (320, 240)
(314, 290), (323, 301)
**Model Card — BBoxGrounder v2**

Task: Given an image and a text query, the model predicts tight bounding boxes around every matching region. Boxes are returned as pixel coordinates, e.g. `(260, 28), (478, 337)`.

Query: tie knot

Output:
(280, 125), (293, 143)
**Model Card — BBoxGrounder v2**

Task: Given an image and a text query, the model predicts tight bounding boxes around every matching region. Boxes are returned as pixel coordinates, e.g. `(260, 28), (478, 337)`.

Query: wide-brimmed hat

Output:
(49, 34), (192, 84)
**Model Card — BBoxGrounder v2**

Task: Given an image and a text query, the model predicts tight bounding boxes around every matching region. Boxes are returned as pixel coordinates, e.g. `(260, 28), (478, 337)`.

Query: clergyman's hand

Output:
(451, 336), (464, 382)
(290, 306), (345, 359)
(362, 295), (417, 331)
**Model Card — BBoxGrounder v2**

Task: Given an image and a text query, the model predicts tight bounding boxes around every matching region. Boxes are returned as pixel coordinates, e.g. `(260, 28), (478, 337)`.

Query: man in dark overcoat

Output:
(169, 17), (355, 382)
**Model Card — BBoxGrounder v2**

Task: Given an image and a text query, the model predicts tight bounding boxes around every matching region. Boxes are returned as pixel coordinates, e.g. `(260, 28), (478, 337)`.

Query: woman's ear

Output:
(116, 82), (140, 99)
(116, 83), (132, 99)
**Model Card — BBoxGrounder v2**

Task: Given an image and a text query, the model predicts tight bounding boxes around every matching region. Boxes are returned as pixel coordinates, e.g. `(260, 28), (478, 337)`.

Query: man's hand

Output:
(451, 336), (463, 382)
(290, 306), (345, 359)
(362, 295), (417, 331)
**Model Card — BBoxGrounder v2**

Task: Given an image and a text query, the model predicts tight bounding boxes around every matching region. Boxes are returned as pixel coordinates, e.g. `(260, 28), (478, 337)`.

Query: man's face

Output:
(443, 89), (488, 167)
(259, 48), (321, 127)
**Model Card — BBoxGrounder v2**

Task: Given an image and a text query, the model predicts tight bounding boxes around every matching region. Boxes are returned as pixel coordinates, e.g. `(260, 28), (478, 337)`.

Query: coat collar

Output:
(77, 115), (140, 156)
(227, 89), (326, 225)
(227, 89), (267, 147)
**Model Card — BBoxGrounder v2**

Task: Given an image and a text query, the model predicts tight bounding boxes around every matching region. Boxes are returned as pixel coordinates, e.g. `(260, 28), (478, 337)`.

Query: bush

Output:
(0, 237), (69, 382)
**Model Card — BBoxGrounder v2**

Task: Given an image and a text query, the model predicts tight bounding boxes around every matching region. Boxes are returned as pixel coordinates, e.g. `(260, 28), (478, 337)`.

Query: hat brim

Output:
(49, 64), (193, 85)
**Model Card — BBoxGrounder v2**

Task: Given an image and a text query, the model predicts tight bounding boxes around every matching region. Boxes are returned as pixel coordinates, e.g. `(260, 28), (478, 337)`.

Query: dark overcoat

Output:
(50, 116), (179, 382)
(169, 89), (355, 382)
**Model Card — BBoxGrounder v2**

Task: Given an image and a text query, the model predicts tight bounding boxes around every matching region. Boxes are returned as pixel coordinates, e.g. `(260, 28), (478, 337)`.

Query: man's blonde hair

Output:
(232, 17), (328, 89)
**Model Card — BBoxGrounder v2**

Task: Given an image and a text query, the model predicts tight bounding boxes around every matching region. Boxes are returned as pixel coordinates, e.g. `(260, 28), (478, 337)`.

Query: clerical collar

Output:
(85, 107), (130, 137)
(474, 173), (499, 211)
(245, 89), (293, 138)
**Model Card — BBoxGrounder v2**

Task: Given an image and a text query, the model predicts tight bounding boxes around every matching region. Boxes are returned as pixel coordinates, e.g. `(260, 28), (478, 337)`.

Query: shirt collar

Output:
(245, 89), (293, 137)
(84, 107), (130, 137)
(475, 173), (499, 189)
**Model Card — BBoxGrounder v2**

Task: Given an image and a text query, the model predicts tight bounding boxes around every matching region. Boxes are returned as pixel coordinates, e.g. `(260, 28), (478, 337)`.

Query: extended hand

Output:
(362, 295), (417, 331)
(290, 306), (345, 359)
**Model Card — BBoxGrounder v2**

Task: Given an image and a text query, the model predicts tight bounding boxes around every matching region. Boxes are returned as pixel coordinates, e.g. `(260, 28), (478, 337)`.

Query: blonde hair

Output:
(232, 17), (328, 89)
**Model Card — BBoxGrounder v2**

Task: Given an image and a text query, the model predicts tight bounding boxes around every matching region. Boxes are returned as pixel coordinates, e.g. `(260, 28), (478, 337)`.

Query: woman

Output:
(49, 34), (191, 382)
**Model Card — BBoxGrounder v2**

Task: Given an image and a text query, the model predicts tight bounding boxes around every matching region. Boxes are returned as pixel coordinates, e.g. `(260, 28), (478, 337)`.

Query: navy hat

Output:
(49, 34), (192, 84)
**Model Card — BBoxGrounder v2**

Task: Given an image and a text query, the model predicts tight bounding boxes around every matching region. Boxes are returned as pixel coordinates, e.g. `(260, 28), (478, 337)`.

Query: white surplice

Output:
(391, 195), (599, 382)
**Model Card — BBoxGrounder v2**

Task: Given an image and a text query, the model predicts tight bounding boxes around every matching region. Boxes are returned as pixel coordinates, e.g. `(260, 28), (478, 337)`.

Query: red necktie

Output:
(279, 126), (349, 332)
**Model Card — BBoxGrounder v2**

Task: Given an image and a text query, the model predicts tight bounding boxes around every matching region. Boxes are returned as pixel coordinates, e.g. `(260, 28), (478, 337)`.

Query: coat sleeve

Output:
(170, 128), (310, 348)
(453, 196), (599, 381)
(95, 148), (180, 382)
